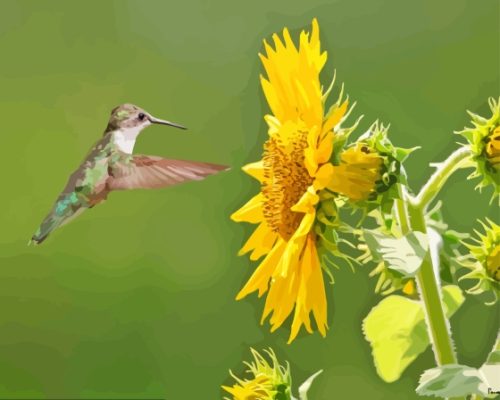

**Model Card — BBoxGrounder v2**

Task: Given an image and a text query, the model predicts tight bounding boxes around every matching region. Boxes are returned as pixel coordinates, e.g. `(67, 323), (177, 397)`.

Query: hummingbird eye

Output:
(138, 113), (146, 121)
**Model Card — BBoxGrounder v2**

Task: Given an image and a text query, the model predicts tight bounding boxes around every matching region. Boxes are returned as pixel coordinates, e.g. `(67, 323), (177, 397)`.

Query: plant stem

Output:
(395, 147), (474, 400)
(402, 198), (459, 365)
(415, 146), (471, 209)
(412, 201), (458, 362)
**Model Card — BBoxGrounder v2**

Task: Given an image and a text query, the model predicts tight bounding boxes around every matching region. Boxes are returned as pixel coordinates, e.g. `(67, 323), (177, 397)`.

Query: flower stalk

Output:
(396, 196), (458, 367)
(396, 148), (476, 400)
(414, 146), (472, 209)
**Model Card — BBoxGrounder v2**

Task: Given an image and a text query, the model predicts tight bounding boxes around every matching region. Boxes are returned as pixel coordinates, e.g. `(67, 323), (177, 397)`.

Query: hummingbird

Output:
(31, 104), (228, 245)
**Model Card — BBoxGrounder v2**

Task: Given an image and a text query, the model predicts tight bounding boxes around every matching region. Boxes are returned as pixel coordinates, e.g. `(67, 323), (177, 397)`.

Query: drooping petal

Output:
(231, 193), (264, 223)
(262, 269), (300, 332)
(238, 222), (278, 260)
(291, 187), (319, 214)
(274, 215), (311, 277)
(236, 238), (287, 299)
(289, 235), (328, 343)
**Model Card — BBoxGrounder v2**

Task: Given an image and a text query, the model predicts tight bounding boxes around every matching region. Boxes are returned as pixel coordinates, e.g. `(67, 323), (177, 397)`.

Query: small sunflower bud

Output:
(457, 97), (500, 198)
(460, 219), (500, 304)
(327, 142), (383, 201)
(222, 349), (292, 400)
(328, 122), (415, 209)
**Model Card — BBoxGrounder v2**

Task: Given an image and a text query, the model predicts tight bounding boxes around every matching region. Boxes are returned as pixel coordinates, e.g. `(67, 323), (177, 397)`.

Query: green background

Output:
(0, 0), (498, 398)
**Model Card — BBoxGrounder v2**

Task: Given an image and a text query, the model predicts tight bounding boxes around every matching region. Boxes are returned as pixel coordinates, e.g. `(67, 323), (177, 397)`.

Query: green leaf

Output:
(480, 334), (500, 395)
(416, 364), (489, 397)
(297, 370), (323, 400)
(362, 285), (464, 383)
(485, 349), (500, 364)
(363, 230), (429, 277)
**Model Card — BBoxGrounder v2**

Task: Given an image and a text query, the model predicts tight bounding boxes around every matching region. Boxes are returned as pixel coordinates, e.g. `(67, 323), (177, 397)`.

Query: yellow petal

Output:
(304, 126), (321, 176)
(288, 235), (327, 343)
(242, 161), (265, 183)
(316, 131), (334, 164)
(263, 270), (300, 332)
(238, 222), (278, 261)
(291, 186), (319, 214)
(275, 220), (309, 278)
(308, 240), (328, 337)
(231, 193), (264, 223)
(236, 238), (287, 299)
(402, 280), (416, 296)
(260, 76), (281, 118)
(313, 163), (334, 190)
(322, 100), (348, 135)
(327, 162), (379, 201)
(264, 114), (281, 135)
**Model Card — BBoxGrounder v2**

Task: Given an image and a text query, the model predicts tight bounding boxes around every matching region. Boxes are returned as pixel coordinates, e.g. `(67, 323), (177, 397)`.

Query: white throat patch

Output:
(112, 126), (145, 154)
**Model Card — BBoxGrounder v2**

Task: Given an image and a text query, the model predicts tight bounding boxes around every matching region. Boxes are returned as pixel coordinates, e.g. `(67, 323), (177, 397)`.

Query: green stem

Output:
(395, 184), (410, 233)
(404, 199), (458, 365)
(397, 194), (462, 400)
(395, 148), (474, 400)
(415, 146), (471, 209)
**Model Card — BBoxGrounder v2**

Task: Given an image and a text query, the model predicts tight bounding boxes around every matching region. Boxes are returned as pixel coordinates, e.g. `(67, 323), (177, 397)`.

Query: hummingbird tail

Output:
(31, 215), (63, 245)
(31, 201), (85, 245)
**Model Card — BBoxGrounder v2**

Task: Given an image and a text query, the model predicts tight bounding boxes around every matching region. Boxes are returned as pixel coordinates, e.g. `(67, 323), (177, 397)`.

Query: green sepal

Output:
(295, 370), (323, 400)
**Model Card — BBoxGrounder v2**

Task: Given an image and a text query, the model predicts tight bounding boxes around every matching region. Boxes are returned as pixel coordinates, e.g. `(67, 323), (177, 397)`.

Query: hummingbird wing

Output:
(107, 155), (228, 190)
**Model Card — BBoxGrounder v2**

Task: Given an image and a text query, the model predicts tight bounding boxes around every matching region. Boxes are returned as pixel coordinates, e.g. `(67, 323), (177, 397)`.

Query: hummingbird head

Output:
(105, 104), (186, 153)
(106, 103), (186, 133)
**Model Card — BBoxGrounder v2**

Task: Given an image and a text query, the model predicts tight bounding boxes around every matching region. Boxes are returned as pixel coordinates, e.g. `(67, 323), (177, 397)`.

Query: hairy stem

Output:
(402, 198), (458, 365)
(395, 147), (475, 400)
(415, 146), (471, 209)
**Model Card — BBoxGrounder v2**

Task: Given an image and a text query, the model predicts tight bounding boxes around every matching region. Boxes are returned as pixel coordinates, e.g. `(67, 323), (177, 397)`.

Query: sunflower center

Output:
(262, 129), (314, 240)
(486, 243), (500, 282)
(486, 126), (500, 170)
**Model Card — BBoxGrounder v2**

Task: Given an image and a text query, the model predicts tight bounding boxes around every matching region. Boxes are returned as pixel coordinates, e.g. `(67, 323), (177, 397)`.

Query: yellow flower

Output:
(328, 142), (382, 201)
(223, 375), (273, 400)
(222, 349), (291, 400)
(231, 19), (349, 342)
(328, 122), (414, 207)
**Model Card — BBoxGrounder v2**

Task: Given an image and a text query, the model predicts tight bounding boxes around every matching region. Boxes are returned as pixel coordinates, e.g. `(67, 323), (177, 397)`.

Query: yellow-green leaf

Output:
(362, 285), (464, 383)
(416, 364), (489, 397)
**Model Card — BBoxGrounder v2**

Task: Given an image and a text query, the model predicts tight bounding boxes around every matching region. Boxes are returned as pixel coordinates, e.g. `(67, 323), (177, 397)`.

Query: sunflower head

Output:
(460, 219), (500, 304)
(231, 19), (352, 342)
(457, 97), (500, 198)
(222, 349), (292, 400)
(328, 122), (415, 211)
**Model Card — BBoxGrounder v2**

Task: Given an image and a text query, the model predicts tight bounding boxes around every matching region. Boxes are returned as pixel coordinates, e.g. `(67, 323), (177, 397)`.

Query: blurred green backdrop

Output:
(0, 0), (498, 398)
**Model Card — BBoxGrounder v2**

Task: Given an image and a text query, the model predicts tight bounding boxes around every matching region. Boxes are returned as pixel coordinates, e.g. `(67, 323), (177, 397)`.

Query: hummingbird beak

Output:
(148, 115), (187, 130)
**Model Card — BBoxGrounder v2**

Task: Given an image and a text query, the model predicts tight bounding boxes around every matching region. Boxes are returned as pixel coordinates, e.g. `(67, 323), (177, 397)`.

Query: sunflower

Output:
(329, 122), (415, 208)
(328, 142), (382, 201)
(457, 97), (500, 198)
(222, 349), (291, 400)
(231, 19), (349, 342)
